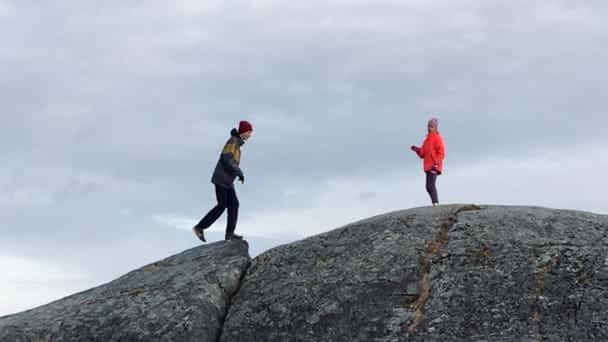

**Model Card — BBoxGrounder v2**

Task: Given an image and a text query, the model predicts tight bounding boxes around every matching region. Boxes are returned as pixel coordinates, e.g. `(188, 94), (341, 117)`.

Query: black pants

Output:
(425, 171), (439, 204)
(195, 185), (239, 236)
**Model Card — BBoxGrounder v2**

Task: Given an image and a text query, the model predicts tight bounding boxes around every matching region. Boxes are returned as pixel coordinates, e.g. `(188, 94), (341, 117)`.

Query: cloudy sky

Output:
(1, 0), (607, 316)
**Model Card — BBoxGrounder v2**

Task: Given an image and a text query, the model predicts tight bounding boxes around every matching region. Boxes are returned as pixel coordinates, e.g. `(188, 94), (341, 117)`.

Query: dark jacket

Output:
(211, 129), (245, 188)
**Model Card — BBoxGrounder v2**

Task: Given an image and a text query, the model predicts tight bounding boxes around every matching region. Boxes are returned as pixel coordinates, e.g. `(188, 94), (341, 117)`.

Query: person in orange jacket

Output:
(411, 117), (445, 206)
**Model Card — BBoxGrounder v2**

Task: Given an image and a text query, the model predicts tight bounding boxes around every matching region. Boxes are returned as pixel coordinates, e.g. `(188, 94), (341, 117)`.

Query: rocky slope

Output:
(2, 205), (607, 341)
(0, 241), (250, 342)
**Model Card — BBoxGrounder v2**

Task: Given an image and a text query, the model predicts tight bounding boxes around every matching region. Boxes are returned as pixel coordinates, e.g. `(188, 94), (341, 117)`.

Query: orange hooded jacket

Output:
(416, 131), (445, 174)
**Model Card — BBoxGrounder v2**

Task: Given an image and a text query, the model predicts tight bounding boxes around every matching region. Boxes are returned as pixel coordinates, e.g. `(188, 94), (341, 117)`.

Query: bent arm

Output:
(220, 143), (244, 177)
(433, 137), (445, 165)
(414, 144), (425, 159)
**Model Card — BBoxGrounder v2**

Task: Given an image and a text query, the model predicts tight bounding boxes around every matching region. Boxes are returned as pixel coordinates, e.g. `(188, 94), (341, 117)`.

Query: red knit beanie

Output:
(238, 120), (253, 134)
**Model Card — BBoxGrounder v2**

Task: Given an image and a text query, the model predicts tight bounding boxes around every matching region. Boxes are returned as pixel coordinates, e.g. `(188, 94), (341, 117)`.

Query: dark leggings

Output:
(195, 185), (239, 235)
(425, 172), (439, 204)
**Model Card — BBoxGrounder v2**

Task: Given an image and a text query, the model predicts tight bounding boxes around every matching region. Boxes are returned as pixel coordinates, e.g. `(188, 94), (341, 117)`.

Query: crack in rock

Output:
(217, 260), (252, 342)
(406, 205), (482, 333)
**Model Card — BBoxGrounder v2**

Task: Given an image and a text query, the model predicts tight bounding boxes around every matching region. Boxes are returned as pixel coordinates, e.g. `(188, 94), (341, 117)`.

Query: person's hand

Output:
(411, 145), (420, 153)
(430, 166), (439, 175)
(237, 174), (245, 184)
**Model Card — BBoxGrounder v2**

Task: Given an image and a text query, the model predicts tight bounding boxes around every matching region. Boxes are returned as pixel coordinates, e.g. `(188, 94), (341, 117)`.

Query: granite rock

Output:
(0, 240), (250, 342)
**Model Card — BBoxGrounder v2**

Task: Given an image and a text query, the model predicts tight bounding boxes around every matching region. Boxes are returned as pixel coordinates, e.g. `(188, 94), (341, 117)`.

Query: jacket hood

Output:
(230, 128), (245, 145)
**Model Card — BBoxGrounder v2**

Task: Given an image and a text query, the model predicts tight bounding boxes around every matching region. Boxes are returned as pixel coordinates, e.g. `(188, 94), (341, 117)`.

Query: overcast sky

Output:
(1, 0), (607, 316)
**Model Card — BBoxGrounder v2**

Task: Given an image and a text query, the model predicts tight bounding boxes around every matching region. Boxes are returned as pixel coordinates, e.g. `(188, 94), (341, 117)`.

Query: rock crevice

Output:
(407, 205), (482, 333)
(217, 260), (251, 342)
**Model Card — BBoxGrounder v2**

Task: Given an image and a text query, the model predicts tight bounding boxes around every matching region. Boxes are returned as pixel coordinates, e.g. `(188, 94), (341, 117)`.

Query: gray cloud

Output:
(1, 0), (608, 315)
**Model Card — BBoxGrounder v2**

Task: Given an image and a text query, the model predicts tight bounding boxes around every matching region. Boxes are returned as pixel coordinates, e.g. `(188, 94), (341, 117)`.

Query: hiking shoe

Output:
(225, 233), (243, 241)
(193, 226), (206, 242)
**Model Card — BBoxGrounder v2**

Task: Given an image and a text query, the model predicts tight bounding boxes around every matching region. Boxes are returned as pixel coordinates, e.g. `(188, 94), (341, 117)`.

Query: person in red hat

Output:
(411, 117), (445, 206)
(193, 121), (253, 242)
